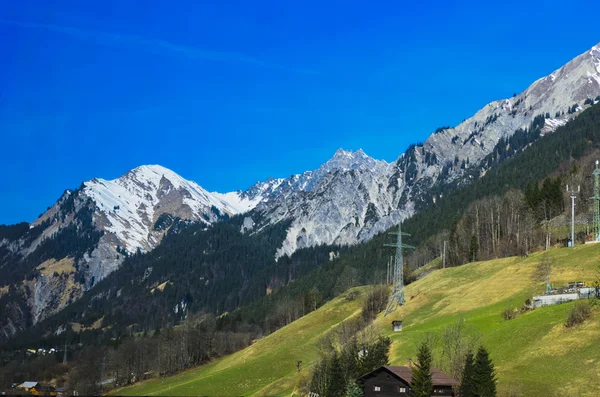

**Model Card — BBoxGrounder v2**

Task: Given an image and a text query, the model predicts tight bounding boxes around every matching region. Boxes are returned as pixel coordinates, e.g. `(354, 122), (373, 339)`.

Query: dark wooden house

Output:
(358, 365), (459, 397)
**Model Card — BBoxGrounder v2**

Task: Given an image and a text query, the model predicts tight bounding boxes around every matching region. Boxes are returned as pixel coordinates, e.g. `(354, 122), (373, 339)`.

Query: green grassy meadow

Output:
(113, 243), (600, 396)
(111, 287), (364, 396)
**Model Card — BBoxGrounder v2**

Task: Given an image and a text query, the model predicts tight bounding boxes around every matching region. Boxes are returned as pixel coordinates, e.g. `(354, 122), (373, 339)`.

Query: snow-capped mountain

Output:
(83, 165), (240, 253)
(0, 165), (254, 336)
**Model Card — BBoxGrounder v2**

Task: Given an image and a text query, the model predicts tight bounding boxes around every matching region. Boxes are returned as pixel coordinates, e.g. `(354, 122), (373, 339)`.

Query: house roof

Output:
(359, 366), (459, 387)
(19, 381), (38, 389)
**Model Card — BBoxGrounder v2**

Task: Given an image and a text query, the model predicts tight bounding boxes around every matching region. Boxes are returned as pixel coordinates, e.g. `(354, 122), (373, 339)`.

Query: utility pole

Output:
(386, 257), (388, 284)
(546, 262), (552, 293)
(567, 184), (579, 247)
(386, 256), (390, 285)
(442, 241), (446, 269)
(571, 190), (576, 247)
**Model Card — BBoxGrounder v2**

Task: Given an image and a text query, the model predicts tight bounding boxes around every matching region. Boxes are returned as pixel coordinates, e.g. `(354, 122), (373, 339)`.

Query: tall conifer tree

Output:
(473, 346), (496, 397)
(459, 350), (476, 397)
(411, 341), (433, 397)
(325, 352), (346, 397)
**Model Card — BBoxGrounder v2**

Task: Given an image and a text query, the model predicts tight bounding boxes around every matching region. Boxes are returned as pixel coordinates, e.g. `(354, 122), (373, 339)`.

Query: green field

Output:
(113, 243), (600, 396)
(111, 286), (364, 396)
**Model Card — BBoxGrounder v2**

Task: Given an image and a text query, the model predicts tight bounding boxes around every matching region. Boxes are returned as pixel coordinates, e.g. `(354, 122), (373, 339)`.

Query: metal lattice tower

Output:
(594, 160), (600, 241)
(384, 223), (414, 316)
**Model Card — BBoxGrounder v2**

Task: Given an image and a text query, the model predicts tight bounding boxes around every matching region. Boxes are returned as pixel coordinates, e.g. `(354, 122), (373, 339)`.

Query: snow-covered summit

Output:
(83, 165), (243, 255)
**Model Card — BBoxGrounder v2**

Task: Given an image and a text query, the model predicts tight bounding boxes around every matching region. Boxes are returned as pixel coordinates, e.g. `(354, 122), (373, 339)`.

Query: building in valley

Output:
(358, 365), (459, 397)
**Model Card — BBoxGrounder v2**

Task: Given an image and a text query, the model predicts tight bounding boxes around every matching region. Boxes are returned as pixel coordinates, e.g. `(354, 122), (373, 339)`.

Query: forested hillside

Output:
(404, 101), (600, 264)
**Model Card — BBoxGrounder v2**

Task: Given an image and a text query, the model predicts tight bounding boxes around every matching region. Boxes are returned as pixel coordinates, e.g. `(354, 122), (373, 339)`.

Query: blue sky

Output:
(1, 0), (599, 224)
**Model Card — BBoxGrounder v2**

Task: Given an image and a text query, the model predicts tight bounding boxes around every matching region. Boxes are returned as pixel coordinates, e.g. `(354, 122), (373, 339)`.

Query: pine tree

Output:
(459, 350), (476, 397)
(473, 346), (496, 397)
(411, 341), (433, 397)
(326, 352), (347, 397)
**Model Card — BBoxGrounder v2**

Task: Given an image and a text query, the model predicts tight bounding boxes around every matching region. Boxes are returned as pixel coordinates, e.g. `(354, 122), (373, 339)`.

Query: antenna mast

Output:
(384, 223), (414, 315)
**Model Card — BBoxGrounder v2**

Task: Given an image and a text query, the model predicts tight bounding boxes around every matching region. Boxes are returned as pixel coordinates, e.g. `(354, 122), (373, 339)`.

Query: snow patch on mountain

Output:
(84, 165), (239, 252)
(211, 191), (261, 213)
(213, 177), (286, 213)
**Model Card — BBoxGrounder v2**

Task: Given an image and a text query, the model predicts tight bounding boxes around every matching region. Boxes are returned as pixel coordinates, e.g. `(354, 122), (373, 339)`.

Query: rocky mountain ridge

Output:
(243, 43), (600, 258)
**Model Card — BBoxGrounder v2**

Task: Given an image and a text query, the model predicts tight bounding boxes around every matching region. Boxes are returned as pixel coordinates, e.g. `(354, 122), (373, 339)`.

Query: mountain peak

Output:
(333, 148), (349, 157)
(80, 163), (244, 254)
(131, 164), (171, 173)
(326, 148), (387, 171)
(128, 164), (180, 182)
(333, 148), (367, 158)
(121, 165), (199, 194)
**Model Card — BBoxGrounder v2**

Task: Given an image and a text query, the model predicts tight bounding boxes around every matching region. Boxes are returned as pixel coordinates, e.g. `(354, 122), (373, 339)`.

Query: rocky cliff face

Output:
(246, 149), (402, 258)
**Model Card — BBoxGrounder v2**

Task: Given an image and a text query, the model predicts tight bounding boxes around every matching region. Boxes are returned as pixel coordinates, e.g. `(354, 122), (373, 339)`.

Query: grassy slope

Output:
(378, 243), (600, 396)
(412, 257), (442, 279)
(111, 287), (365, 396)
(114, 243), (600, 397)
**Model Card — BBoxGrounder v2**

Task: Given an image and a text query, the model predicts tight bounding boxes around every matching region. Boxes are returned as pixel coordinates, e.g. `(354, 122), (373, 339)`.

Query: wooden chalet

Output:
(358, 365), (459, 397)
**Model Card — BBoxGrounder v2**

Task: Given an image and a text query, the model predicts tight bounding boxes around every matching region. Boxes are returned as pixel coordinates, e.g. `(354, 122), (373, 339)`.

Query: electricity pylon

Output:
(384, 223), (414, 316)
